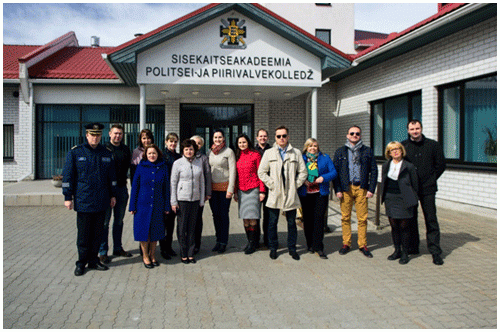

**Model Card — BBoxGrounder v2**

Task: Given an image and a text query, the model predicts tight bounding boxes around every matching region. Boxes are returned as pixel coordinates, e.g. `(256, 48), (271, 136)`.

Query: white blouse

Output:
(388, 160), (402, 181)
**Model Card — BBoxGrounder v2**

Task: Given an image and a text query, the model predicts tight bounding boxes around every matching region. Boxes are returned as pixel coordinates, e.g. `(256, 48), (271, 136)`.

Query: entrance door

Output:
(180, 104), (253, 154)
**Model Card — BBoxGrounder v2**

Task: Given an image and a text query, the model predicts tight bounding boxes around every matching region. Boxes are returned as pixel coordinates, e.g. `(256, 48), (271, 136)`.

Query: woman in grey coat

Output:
(170, 139), (206, 264)
(380, 141), (419, 265)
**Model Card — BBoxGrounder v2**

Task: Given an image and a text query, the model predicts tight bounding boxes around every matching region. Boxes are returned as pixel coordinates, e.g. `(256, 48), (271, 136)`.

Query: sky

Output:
(3, 3), (438, 47)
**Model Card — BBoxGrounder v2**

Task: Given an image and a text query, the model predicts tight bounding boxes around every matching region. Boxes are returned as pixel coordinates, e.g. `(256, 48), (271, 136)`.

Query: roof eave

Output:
(329, 3), (496, 82)
(107, 3), (351, 86)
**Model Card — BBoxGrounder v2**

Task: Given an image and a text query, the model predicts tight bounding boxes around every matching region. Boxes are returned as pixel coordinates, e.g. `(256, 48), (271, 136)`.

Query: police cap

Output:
(85, 123), (104, 135)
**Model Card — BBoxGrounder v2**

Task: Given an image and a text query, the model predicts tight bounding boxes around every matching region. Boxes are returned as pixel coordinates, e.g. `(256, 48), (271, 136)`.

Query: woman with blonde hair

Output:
(380, 141), (419, 264)
(297, 138), (337, 259)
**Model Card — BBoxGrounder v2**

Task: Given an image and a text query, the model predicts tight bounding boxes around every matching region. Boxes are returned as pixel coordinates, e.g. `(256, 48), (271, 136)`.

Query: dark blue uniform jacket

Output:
(62, 142), (117, 212)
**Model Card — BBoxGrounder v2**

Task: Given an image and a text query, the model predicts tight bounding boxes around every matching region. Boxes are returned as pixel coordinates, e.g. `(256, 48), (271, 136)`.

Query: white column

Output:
(311, 88), (318, 139)
(139, 84), (146, 130)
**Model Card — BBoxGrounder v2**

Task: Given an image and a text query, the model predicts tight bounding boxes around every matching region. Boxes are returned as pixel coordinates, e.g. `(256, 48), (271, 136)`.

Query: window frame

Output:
(315, 29), (331, 45)
(438, 73), (497, 171)
(370, 90), (422, 160)
(3, 124), (14, 161)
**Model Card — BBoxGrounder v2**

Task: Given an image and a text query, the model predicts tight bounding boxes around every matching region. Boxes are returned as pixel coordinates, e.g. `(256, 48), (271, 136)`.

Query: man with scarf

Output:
(333, 126), (378, 258)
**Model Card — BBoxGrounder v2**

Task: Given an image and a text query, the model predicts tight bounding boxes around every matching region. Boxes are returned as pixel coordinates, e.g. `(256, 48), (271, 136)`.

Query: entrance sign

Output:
(137, 13), (322, 87)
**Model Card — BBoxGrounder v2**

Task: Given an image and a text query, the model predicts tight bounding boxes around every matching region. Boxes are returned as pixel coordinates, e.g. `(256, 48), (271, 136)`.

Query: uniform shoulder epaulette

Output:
(106, 146), (113, 152)
(71, 145), (78, 150)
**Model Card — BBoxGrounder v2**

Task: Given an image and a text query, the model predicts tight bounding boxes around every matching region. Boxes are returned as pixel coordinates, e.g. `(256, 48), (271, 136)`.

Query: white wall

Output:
(262, 3), (355, 55)
(333, 17), (497, 209)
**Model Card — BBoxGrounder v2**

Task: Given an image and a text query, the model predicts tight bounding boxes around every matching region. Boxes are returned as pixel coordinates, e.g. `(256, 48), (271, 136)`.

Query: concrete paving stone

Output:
(3, 199), (497, 329)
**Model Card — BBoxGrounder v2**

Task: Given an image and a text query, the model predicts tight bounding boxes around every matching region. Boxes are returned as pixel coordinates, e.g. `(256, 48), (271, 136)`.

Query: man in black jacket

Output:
(333, 126), (378, 258)
(99, 124), (132, 264)
(402, 120), (446, 265)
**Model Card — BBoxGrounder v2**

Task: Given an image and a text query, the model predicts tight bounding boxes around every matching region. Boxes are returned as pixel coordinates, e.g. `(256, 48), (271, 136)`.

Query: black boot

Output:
(387, 247), (401, 261)
(243, 225), (251, 251)
(244, 228), (256, 255)
(399, 251), (409, 264)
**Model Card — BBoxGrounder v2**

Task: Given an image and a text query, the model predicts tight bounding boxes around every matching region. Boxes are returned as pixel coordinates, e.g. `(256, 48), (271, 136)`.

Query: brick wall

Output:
(269, 96), (307, 149)
(333, 17), (497, 209)
(4, 85), (34, 181)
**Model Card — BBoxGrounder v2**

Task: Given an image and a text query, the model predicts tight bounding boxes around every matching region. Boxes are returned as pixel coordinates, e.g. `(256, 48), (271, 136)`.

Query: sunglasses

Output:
(276, 134), (288, 139)
(349, 132), (361, 137)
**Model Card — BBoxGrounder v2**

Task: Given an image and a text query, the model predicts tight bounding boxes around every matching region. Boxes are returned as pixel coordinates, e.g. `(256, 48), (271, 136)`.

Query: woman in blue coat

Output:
(298, 138), (337, 259)
(129, 144), (171, 269)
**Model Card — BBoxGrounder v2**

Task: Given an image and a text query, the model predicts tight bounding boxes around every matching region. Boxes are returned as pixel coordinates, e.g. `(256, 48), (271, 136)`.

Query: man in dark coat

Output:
(99, 124), (132, 264)
(160, 133), (182, 259)
(402, 119), (446, 265)
(63, 123), (117, 276)
(255, 128), (271, 248)
(333, 125), (378, 258)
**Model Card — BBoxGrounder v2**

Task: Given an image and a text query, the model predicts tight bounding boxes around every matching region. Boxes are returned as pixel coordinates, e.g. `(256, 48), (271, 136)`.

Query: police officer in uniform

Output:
(62, 123), (117, 276)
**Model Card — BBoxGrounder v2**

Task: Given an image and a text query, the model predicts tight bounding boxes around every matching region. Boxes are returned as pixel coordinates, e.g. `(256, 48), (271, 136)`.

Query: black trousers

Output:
(76, 211), (105, 268)
(160, 211), (176, 253)
(299, 193), (329, 252)
(194, 205), (204, 249)
(177, 201), (199, 258)
(409, 193), (442, 255)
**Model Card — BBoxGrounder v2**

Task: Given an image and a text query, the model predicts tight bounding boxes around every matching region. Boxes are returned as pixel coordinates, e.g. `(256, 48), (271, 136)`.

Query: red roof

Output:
(355, 38), (387, 46)
(3, 45), (39, 79)
(29, 47), (117, 79)
(353, 3), (466, 59)
(3, 45), (118, 79)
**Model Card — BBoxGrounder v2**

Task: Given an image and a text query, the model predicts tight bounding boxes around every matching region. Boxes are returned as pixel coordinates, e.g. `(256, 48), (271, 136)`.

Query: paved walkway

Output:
(3, 181), (497, 328)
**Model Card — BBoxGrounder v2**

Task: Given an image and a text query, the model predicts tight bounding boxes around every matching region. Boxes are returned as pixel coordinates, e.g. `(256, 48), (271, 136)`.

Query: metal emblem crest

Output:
(220, 18), (247, 49)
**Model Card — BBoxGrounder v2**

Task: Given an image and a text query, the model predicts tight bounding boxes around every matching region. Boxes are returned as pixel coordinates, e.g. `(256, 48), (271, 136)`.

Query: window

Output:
(315, 29), (331, 45)
(371, 92), (422, 158)
(439, 74), (497, 166)
(36, 104), (165, 178)
(4, 124), (14, 161)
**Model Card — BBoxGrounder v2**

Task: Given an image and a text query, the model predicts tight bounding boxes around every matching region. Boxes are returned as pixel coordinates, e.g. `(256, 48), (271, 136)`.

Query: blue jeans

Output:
(268, 208), (297, 252)
(209, 191), (231, 245)
(99, 186), (129, 255)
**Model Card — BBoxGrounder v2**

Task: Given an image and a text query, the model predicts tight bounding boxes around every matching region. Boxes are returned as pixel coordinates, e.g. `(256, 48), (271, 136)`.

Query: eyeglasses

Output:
(349, 132), (361, 137)
(276, 134), (288, 139)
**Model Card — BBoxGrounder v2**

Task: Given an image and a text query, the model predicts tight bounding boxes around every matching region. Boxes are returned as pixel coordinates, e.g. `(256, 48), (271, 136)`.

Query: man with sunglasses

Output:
(258, 126), (307, 260)
(333, 126), (378, 258)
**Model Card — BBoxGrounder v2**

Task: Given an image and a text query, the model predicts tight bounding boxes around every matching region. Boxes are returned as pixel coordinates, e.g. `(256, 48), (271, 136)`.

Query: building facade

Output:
(3, 3), (497, 210)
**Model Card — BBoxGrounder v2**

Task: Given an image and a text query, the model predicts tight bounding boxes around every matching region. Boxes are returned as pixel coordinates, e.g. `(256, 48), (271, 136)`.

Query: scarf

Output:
(211, 141), (226, 155)
(306, 152), (319, 183)
(345, 139), (363, 165)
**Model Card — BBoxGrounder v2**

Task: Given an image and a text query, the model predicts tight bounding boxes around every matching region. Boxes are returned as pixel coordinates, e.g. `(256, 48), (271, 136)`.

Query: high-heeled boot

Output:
(245, 227), (257, 255)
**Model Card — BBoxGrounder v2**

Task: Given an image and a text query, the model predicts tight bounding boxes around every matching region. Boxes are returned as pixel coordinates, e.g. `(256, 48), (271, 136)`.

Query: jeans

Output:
(209, 191), (231, 245)
(268, 208), (297, 252)
(77, 211), (105, 267)
(100, 186), (128, 255)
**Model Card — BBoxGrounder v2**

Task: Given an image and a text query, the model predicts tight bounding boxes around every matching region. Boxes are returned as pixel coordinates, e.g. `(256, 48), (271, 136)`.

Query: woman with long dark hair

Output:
(234, 134), (266, 254)
(208, 129), (236, 253)
(130, 129), (154, 181)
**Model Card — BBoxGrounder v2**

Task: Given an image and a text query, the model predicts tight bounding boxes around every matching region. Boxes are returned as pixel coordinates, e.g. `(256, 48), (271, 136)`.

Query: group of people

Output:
(62, 119), (445, 277)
